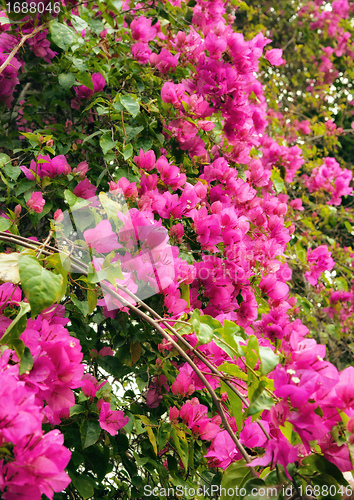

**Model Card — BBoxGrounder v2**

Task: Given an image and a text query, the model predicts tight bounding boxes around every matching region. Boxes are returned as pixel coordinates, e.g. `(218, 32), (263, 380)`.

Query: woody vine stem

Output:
(0, 230), (265, 477)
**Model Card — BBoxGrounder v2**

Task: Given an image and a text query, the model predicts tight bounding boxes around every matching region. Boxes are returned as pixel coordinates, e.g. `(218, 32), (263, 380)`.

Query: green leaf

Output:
(58, 73), (76, 90)
(70, 14), (89, 31)
(69, 472), (96, 499)
(84, 444), (109, 482)
(99, 192), (123, 221)
(158, 422), (170, 451)
(170, 427), (189, 471)
(100, 133), (117, 155)
(279, 421), (293, 442)
(19, 347), (34, 375)
(243, 478), (269, 499)
(70, 404), (85, 416)
(64, 189), (78, 207)
(271, 167), (285, 194)
(222, 320), (244, 353)
(10, 338), (25, 359)
(50, 21), (78, 51)
(80, 420), (101, 449)
(301, 455), (347, 485)
(220, 460), (252, 500)
(45, 254), (68, 300)
(122, 143), (133, 160)
(0, 153), (10, 167)
(180, 283), (190, 308)
(125, 125), (144, 143)
(0, 302), (31, 345)
(221, 381), (243, 431)
(336, 277), (348, 291)
(258, 347), (279, 375)
(3, 165), (21, 180)
(120, 95), (140, 117)
(247, 391), (274, 416)
(82, 130), (103, 144)
(0, 217), (11, 231)
(98, 355), (128, 378)
(139, 415), (158, 455)
(18, 255), (63, 317)
(87, 289), (97, 314)
(195, 315), (222, 345)
(218, 362), (247, 380)
(76, 72), (94, 91)
(71, 295), (89, 316)
(135, 135), (153, 152)
(196, 321), (214, 344)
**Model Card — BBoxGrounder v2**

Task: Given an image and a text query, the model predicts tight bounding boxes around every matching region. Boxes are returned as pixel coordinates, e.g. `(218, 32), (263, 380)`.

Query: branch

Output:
(0, 23), (49, 76)
(0, 231), (271, 441)
(0, 232), (258, 476)
(303, 128), (354, 144)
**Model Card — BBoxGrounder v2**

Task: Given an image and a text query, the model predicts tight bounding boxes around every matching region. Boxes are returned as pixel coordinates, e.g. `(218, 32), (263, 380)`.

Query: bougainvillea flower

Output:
(98, 401), (129, 435)
(27, 192), (45, 213)
(84, 220), (122, 254)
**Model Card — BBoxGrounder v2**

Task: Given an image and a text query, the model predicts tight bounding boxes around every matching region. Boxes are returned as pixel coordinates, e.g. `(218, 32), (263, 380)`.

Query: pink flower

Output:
(73, 160), (89, 179)
(169, 406), (179, 422)
(204, 32), (227, 59)
(81, 374), (106, 398)
(27, 192), (45, 213)
(171, 371), (195, 397)
(98, 401), (129, 435)
(348, 417), (354, 434)
(98, 346), (114, 357)
(290, 198), (304, 211)
(73, 178), (97, 199)
(251, 437), (298, 479)
(133, 149), (156, 171)
(84, 220), (122, 254)
(20, 154), (71, 179)
(240, 418), (269, 448)
(170, 223), (184, 243)
(151, 49), (178, 74)
(71, 73), (106, 108)
(161, 82), (185, 108)
(265, 48), (286, 66)
(109, 177), (138, 199)
(259, 274), (289, 301)
(4, 431), (71, 497)
(321, 436), (352, 472)
(131, 42), (152, 64)
(334, 367), (354, 409)
(130, 16), (157, 42)
(81, 374), (100, 398)
(304, 245), (335, 286)
(205, 430), (241, 469)
(54, 209), (64, 223)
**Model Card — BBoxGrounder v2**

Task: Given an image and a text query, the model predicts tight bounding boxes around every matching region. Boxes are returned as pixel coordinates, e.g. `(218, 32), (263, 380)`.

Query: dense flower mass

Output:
(1, 0), (354, 497)
(304, 157), (353, 206)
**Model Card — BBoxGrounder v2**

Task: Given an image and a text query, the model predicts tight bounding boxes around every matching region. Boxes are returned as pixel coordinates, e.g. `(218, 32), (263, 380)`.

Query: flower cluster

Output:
(303, 157), (353, 206)
(0, 287), (72, 498)
(0, 14), (57, 107)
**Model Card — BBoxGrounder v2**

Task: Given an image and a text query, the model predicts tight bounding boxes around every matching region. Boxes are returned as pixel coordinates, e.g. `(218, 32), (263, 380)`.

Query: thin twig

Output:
(37, 230), (53, 258)
(0, 23), (49, 76)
